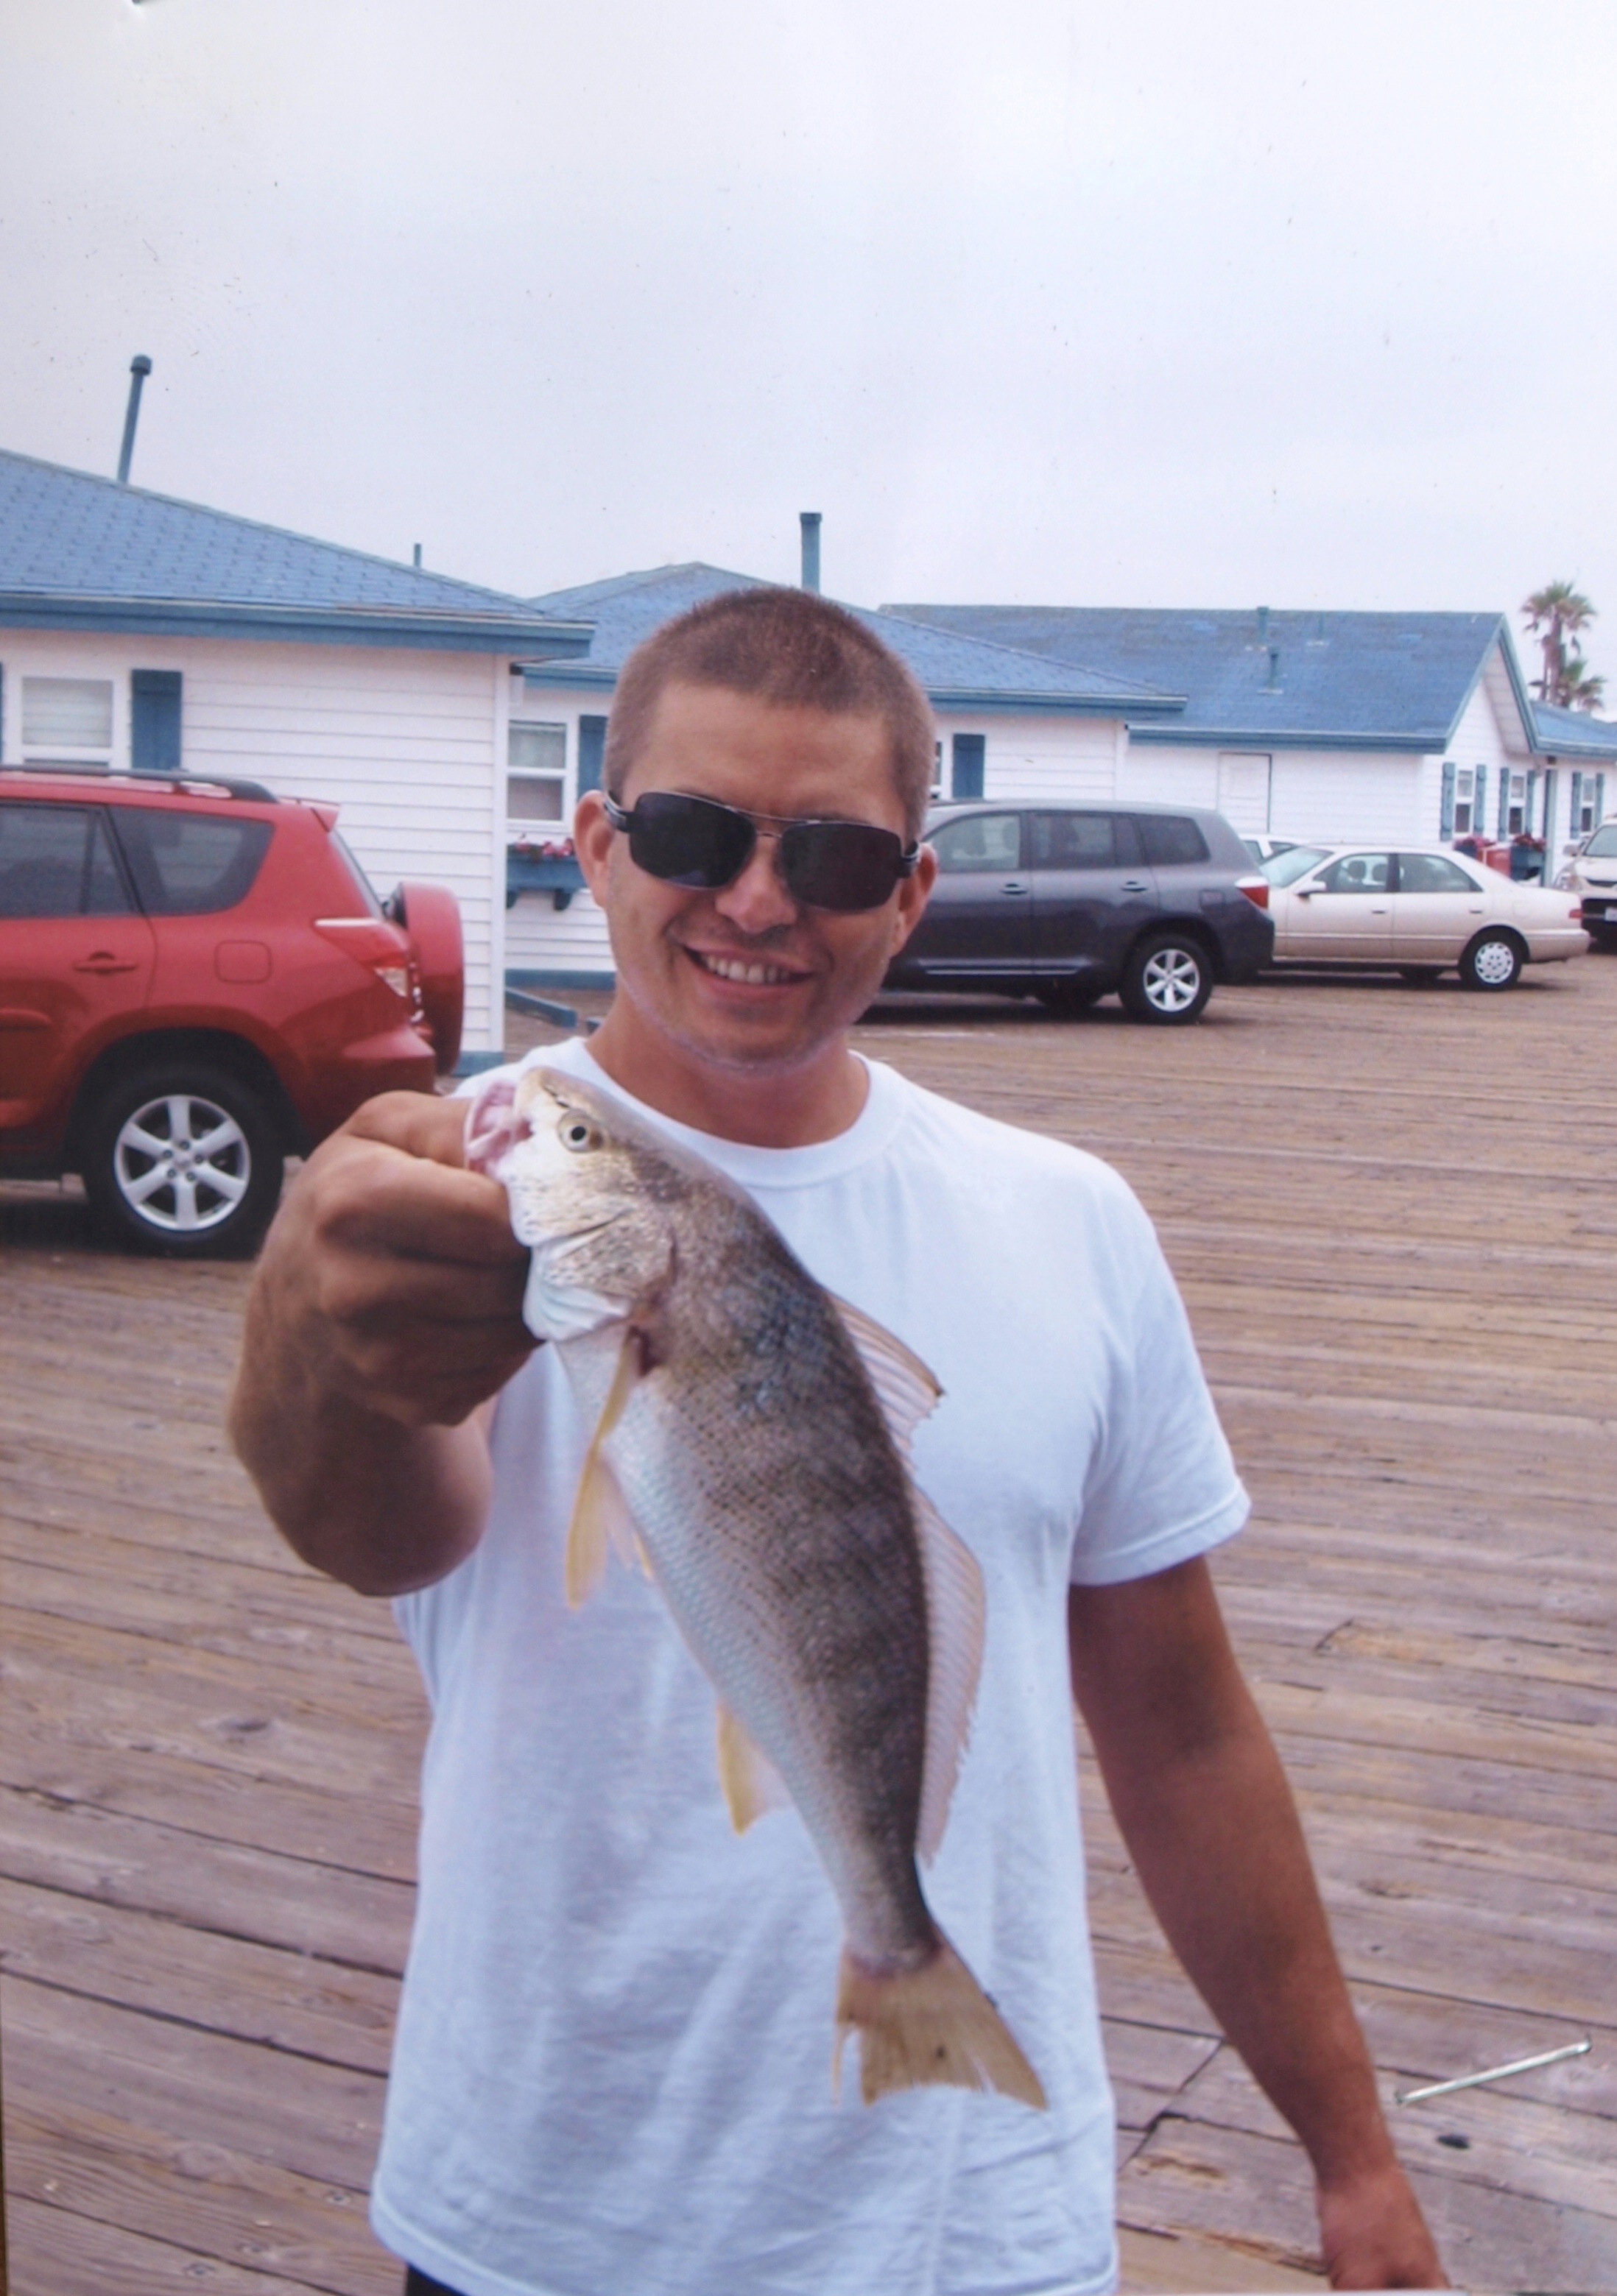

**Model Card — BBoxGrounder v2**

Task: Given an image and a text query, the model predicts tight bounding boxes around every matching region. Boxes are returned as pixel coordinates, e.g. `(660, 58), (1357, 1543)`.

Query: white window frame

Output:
(1453, 765), (1476, 836)
(507, 720), (569, 841)
(20, 674), (116, 769)
(1506, 769), (1527, 836)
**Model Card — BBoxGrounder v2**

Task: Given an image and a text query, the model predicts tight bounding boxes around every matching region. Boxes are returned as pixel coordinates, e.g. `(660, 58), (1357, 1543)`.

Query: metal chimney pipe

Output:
(116, 355), (152, 484)
(1256, 604), (1269, 644)
(1266, 646), (1281, 689)
(413, 543), (423, 568)
(800, 512), (822, 594)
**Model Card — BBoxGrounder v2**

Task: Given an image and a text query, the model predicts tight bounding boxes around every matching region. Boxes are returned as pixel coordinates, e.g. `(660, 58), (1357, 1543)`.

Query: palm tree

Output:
(1522, 581), (1596, 705)
(1560, 653), (1607, 714)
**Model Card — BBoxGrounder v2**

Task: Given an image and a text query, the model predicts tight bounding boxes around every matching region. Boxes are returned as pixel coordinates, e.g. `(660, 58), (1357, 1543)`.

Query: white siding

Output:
(1118, 747), (1219, 810)
(954, 712), (1121, 804)
(0, 628), (508, 1051)
(505, 883), (613, 981)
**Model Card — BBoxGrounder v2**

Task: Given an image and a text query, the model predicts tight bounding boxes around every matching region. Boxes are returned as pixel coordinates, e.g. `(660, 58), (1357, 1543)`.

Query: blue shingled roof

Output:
(525, 564), (1180, 713)
(881, 604), (1535, 752)
(0, 449), (591, 656)
(1532, 700), (1617, 760)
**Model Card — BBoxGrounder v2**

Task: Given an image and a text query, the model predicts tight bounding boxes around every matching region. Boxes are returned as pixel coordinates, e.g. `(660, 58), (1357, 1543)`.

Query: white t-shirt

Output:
(371, 1040), (1247, 2296)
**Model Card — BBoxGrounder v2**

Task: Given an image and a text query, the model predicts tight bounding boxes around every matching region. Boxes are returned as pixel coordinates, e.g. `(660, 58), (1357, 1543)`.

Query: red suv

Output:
(0, 766), (463, 1255)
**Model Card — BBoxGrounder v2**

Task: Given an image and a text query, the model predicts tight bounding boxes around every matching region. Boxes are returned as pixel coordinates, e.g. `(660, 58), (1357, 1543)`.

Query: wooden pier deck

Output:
(3, 953), (1614, 2292)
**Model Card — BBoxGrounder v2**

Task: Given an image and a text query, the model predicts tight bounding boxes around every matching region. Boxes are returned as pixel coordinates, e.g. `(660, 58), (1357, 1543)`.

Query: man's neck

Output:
(585, 1003), (869, 1148)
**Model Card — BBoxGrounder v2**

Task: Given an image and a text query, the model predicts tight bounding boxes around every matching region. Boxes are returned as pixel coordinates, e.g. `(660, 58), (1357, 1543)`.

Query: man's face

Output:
(574, 681), (935, 1078)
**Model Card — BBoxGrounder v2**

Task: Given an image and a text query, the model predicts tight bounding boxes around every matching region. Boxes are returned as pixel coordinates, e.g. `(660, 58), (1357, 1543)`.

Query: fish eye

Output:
(560, 1116), (597, 1153)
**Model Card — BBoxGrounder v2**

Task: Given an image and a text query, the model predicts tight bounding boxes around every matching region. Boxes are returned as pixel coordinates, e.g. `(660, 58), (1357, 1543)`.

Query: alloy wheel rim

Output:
(1143, 949), (1201, 1011)
(1473, 941), (1517, 986)
(113, 1093), (250, 1233)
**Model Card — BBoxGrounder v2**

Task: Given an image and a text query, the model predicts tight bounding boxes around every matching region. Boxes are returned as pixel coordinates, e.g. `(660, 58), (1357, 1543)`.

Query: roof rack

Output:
(0, 761), (278, 803)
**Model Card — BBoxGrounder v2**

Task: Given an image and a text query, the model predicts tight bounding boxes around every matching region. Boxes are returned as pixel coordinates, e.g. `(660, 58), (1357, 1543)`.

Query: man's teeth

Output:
(695, 950), (801, 986)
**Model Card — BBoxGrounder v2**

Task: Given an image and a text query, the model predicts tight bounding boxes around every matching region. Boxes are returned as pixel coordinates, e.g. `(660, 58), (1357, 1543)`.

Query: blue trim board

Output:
(1130, 726), (1447, 752)
(0, 596), (591, 655)
(507, 968), (616, 991)
(452, 1050), (509, 1076)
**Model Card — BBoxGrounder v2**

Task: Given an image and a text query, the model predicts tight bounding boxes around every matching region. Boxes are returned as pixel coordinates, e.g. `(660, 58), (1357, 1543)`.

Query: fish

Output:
(467, 1062), (1046, 2112)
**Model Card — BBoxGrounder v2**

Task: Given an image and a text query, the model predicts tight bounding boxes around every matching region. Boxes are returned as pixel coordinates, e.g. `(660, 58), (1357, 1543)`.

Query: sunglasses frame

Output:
(601, 791), (920, 914)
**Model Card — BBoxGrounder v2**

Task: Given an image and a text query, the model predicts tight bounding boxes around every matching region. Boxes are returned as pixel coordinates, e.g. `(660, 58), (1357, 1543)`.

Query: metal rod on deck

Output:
(1394, 2037), (1590, 2106)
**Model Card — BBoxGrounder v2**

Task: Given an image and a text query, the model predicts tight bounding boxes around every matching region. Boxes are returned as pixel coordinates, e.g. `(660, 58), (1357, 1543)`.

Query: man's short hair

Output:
(603, 587), (937, 840)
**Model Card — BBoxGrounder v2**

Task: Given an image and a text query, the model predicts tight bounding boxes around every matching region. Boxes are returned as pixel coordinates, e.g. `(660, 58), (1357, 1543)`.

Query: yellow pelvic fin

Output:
(715, 1703), (792, 1834)
(564, 1328), (643, 1608)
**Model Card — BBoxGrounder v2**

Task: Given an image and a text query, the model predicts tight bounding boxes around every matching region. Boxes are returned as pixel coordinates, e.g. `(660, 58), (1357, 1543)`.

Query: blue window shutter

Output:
(577, 713), (607, 797)
(1440, 760), (1455, 838)
(1570, 771), (1582, 832)
(130, 670), (182, 774)
(1526, 768), (1540, 833)
(951, 733), (985, 801)
(1473, 764), (1486, 836)
(1497, 769), (1509, 837)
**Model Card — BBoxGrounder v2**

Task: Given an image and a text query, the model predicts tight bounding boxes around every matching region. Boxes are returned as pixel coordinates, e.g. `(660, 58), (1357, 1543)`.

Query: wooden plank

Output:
(5, 2196), (351, 2296)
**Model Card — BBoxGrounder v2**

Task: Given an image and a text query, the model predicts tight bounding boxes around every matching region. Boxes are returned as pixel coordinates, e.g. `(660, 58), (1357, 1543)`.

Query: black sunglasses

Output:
(602, 791), (920, 914)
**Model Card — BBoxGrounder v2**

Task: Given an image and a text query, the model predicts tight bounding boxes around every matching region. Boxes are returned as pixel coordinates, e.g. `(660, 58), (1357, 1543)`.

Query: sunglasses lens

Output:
(627, 792), (756, 888)
(780, 823), (907, 912)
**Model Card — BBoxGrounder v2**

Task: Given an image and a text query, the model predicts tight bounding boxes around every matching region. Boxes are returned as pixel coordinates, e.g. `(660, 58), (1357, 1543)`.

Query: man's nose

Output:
(713, 836), (799, 933)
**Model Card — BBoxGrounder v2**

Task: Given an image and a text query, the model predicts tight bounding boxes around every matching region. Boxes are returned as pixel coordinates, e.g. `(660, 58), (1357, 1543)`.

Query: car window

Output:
(332, 830), (385, 919)
(929, 813), (1021, 873)
(1397, 852), (1476, 894)
(1585, 824), (1617, 858)
(113, 810), (273, 915)
(1264, 844), (1330, 886)
(1136, 815), (1210, 866)
(1318, 852), (1390, 894)
(0, 802), (134, 919)
(1028, 811), (1138, 869)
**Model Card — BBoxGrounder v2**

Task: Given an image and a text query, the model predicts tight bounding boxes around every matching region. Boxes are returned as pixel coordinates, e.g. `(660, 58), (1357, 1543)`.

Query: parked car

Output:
(884, 801), (1274, 1024)
(1258, 842), (1587, 987)
(0, 766), (462, 1254)
(1241, 834), (1299, 866)
(1556, 822), (1617, 947)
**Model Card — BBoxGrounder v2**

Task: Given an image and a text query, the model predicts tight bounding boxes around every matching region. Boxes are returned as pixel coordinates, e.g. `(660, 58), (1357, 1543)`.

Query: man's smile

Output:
(681, 942), (816, 988)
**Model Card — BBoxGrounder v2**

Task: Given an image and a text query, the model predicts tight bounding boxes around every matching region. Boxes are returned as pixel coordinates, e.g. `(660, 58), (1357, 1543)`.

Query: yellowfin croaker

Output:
(471, 1064), (1046, 2112)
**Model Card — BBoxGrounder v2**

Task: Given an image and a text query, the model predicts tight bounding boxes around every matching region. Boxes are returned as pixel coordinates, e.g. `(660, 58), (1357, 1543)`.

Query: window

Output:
(1453, 766), (1476, 836)
(1136, 815), (1210, 866)
(1397, 852), (1476, 895)
(950, 734), (986, 802)
(0, 803), (132, 919)
(1318, 852), (1390, 893)
(931, 741), (943, 798)
(1266, 844), (1331, 887)
(1505, 771), (1527, 836)
(113, 811), (272, 914)
(1029, 811), (1138, 869)
(930, 813), (1021, 873)
(21, 676), (114, 765)
(509, 723), (567, 831)
(1585, 824), (1617, 857)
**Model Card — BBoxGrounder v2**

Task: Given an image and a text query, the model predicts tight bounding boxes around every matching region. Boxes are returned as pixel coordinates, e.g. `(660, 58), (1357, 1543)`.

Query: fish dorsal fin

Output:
(563, 1327), (644, 1608)
(715, 1703), (792, 1833)
(912, 1488), (986, 1865)
(827, 1295), (942, 1464)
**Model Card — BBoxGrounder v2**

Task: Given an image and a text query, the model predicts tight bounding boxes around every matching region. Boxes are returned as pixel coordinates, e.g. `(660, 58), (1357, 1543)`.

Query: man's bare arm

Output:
(1068, 1558), (1444, 2292)
(228, 1092), (535, 1596)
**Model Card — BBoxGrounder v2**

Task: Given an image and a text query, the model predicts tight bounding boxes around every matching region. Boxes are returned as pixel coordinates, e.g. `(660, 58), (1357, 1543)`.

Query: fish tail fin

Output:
(835, 1935), (1046, 2110)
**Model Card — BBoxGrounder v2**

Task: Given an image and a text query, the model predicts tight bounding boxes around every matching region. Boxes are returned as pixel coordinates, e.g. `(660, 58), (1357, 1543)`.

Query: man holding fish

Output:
(232, 590), (1443, 2296)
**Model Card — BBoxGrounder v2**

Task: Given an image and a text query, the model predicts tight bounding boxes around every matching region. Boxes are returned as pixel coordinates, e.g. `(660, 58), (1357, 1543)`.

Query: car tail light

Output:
(1569, 902), (1584, 922)
(314, 916), (415, 1001)
(1236, 874), (1270, 910)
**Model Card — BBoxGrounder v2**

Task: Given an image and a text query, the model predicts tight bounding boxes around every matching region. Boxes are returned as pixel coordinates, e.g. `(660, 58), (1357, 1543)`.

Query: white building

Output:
(0, 449), (589, 1057)
(881, 603), (1611, 859)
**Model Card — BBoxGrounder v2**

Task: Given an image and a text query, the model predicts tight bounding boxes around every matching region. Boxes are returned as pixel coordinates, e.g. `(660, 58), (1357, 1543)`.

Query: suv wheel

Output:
(82, 1064), (284, 1257)
(1120, 931), (1213, 1025)
(1459, 931), (1523, 992)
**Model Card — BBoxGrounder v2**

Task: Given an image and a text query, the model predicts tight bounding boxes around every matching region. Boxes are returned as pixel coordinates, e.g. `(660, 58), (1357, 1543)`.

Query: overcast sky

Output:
(4, 0), (1614, 688)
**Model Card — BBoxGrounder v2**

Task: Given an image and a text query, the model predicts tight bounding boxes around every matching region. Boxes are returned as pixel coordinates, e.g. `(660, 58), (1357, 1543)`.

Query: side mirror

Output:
(1563, 842), (1581, 855)
(1295, 885), (1317, 898)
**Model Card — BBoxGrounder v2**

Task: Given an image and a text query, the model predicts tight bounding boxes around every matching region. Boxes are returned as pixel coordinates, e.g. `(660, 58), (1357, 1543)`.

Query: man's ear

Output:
(887, 843), (937, 957)
(574, 791), (616, 907)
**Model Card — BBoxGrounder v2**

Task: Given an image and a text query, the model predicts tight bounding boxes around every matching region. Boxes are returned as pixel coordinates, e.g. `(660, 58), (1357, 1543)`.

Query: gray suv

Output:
(886, 801), (1274, 1024)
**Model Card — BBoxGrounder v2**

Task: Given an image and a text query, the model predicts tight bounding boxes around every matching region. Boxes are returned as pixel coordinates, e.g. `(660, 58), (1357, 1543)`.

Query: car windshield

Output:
(1264, 844), (1331, 886)
(1584, 824), (1617, 858)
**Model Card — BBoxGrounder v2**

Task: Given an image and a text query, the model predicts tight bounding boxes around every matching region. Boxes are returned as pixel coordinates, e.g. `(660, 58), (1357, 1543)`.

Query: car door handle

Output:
(74, 954), (139, 974)
(1001, 880), (1030, 895)
(1120, 880), (1149, 892)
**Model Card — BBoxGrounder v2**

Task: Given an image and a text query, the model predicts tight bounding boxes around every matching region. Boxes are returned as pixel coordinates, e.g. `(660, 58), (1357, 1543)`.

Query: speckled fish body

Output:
(469, 1063), (1044, 2110)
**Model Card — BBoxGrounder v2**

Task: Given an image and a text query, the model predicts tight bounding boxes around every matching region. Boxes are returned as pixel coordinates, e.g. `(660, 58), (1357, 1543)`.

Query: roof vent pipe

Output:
(116, 355), (152, 484)
(1256, 604), (1269, 644)
(413, 543), (423, 568)
(1266, 646), (1280, 689)
(800, 512), (822, 594)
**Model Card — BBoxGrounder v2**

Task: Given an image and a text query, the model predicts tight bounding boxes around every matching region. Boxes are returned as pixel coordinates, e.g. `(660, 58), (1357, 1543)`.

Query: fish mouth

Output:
(681, 944), (816, 990)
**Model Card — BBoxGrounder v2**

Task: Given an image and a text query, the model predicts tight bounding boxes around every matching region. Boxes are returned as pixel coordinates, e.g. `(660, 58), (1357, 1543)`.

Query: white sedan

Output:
(1261, 844), (1588, 989)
